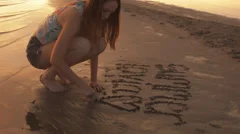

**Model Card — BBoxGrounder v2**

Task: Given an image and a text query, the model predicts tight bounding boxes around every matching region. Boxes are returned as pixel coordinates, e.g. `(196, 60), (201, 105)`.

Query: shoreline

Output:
(125, 0), (240, 26)
(136, 0), (240, 21)
(122, 0), (240, 62)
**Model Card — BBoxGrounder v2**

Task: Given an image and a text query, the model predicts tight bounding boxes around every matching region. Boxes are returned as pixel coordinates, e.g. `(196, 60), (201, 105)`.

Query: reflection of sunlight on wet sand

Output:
(0, 0), (54, 46)
(0, 0), (54, 60)
(0, 0), (25, 6)
(0, 0), (53, 43)
(0, 0), (54, 73)
(0, 0), (48, 15)
(30, 0), (48, 5)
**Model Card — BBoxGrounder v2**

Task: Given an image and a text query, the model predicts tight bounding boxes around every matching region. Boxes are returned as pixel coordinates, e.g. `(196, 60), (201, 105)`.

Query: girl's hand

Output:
(89, 82), (105, 92)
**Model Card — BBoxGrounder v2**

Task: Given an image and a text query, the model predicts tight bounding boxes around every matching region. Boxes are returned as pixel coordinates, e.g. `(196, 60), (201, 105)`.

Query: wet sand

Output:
(1, 0), (240, 134)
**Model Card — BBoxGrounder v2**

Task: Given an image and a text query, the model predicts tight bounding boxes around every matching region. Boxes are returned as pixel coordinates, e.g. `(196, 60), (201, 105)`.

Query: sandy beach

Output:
(0, 0), (240, 134)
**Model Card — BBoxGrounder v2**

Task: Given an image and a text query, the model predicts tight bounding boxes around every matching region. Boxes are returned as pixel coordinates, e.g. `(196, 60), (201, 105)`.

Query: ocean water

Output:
(138, 0), (240, 19)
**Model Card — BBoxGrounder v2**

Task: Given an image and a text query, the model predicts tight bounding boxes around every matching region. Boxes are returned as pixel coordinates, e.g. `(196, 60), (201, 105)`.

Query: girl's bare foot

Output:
(40, 74), (69, 92)
(57, 73), (72, 85)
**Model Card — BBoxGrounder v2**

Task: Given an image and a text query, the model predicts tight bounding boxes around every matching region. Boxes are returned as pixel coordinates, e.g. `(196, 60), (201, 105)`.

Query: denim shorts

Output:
(26, 36), (44, 69)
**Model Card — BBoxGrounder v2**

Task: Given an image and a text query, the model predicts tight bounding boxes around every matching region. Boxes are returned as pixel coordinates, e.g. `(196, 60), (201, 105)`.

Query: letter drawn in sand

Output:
(100, 63), (149, 112)
(144, 64), (191, 126)
(100, 62), (192, 126)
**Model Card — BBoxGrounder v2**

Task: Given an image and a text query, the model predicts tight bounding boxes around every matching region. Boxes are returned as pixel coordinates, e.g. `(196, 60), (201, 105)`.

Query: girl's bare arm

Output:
(51, 8), (93, 93)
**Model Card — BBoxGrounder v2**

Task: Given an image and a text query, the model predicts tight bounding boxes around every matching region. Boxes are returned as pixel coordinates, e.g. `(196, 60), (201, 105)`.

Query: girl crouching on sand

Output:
(25, 0), (121, 98)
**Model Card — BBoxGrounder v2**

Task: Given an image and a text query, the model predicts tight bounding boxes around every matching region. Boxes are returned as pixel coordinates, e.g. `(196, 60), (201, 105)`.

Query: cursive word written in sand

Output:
(100, 62), (191, 126)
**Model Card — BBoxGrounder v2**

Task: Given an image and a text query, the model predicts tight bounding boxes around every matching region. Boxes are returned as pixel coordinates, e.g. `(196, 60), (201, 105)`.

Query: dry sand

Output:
(0, 0), (240, 134)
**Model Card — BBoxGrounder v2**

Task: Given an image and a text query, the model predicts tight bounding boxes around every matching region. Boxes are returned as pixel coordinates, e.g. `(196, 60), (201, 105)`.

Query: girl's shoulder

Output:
(67, 0), (86, 13)
(74, 1), (85, 12)
(54, 0), (85, 15)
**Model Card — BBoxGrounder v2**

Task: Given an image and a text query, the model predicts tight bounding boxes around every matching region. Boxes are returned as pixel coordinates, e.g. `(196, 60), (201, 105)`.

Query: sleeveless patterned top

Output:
(35, 0), (85, 45)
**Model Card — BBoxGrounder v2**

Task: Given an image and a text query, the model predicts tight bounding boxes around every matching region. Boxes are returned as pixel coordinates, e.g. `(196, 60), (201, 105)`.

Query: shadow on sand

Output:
(25, 86), (98, 134)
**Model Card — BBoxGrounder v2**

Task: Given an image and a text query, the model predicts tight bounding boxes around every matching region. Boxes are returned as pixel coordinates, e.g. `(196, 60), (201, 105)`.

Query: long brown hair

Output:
(79, 0), (121, 50)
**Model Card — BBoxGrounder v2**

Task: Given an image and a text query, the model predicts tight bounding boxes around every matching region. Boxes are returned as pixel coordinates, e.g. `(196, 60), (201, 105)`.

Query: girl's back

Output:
(35, 0), (85, 45)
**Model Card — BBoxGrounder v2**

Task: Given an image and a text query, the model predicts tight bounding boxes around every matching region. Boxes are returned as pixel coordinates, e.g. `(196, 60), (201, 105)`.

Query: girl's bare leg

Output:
(38, 37), (93, 92)
(57, 38), (107, 85)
